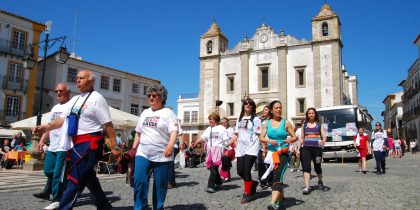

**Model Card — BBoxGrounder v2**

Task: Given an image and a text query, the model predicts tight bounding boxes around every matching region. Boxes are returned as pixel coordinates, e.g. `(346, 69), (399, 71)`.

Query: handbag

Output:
(68, 91), (93, 136)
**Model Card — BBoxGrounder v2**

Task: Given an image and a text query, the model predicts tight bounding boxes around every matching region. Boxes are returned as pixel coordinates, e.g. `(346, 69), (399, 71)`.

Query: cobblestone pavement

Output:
(1, 153), (420, 210)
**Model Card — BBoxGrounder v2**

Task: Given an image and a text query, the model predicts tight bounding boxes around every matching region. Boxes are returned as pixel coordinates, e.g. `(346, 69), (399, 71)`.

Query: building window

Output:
(5, 95), (20, 120)
(113, 78), (121, 92)
(227, 76), (235, 92)
(191, 111), (198, 123)
(228, 103), (234, 116)
(297, 98), (306, 115)
(322, 22), (329, 36)
(8, 62), (23, 84)
(100, 75), (109, 90)
(259, 67), (269, 89)
(67, 68), (77, 83)
(11, 29), (27, 51)
(130, 104), (139, 116)
(184, 111), (191, 124)
(206, 40), (213, 54)
(132, 83), (139, 93)
(143, 85), (149, 96)
(295, 67), (306, 88)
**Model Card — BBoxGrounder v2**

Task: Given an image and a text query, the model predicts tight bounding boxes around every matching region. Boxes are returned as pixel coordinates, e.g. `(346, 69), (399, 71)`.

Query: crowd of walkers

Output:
(26, 71), (418, 210)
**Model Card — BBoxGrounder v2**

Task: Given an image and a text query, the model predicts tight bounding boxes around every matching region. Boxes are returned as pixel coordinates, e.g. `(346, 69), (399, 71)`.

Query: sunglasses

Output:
(244, 101), (253, 106)
(375, 124), (381, 126)
(54, 90), (66, 94)
(147, 94), (159, 99)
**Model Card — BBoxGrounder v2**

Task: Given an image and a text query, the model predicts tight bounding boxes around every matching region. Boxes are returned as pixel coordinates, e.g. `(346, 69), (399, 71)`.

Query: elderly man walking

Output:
(32, 83), (71, 210)
(34, 70), (119, 210)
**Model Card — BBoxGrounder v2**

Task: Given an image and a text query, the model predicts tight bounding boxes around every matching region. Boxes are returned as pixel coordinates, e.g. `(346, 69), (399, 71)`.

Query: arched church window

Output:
(322, 22), (329, 36)
(207, 40), (213, 54)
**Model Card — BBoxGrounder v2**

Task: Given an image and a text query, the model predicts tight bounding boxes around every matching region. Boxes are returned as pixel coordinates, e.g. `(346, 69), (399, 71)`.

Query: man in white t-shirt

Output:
(33, 70), (119, 210)
(32, 83), (71, 210)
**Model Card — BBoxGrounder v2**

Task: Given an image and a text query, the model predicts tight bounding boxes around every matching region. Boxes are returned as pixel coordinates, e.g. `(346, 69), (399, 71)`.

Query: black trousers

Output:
(168, 147), (180, 185)
(301, 146), (323, 174)
(374, 151), (386, 172)
(237, 155), (257, 181)
(272, 153), (289, 191)
(208, 165), (222, 188)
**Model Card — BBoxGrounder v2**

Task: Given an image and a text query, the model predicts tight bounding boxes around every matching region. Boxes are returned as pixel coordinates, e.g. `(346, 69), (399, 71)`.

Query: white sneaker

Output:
(44, 201), (59, 210)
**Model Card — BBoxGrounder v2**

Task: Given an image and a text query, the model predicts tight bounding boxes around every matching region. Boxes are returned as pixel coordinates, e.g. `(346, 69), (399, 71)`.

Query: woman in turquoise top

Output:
(260, 100), (297, 210)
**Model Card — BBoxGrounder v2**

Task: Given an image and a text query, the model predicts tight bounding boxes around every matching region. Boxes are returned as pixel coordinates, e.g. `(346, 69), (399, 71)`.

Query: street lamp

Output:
(22, 20), (70, 171)
(215, 100), (223, 114)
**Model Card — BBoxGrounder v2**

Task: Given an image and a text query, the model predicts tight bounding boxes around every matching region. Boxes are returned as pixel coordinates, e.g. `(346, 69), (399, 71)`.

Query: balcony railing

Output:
(0, 109), (26, 126)
(402, 104), (420, 121)
(402, 86), (419, 102)
(0, 38), (31, 58)
(2, 76), (28, 92)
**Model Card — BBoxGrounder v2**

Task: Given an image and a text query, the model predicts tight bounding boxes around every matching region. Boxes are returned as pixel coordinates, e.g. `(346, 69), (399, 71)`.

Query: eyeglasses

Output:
(54, 90), (66, 94)
(244, 101), (252, 106)
(147, 94), (159, 99)
(376, 124), (381, 127)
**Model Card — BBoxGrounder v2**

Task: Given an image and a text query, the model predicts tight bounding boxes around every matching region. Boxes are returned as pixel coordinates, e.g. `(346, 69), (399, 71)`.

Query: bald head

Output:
(55, 83), (70, 104)
(76, 70), (95, 93)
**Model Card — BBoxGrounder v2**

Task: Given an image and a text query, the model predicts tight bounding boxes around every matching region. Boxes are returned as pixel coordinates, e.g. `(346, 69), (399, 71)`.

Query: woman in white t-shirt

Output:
(132, 84), (179, 210)
(227, 98), (262, 204)
(220, 117), (235, 181)
(193, 112), (229, 193)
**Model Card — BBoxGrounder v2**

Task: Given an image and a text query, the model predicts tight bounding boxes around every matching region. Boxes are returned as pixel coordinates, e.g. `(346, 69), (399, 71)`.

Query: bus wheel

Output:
(323, 158), (331, 162)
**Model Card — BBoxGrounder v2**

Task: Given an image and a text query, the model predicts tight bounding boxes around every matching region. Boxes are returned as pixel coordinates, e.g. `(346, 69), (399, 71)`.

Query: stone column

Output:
(23, 135), (44, 171)
(278, 47), (288, 117)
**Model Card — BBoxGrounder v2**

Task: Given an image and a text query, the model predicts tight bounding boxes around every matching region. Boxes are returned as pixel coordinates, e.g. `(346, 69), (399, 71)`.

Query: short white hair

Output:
(89, 71), (96, 82)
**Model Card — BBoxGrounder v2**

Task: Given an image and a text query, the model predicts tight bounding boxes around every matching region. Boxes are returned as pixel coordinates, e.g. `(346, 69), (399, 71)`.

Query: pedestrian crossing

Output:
(0, 169), (124, 193)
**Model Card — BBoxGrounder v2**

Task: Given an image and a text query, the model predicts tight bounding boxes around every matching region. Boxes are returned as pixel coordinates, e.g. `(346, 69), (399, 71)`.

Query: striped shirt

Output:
(303, 122), (321, 147)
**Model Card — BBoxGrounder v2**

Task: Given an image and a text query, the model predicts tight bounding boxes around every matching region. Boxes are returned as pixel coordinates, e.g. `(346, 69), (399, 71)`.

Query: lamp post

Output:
(215, 100), (223, 114)
(22, 20), (70, 171)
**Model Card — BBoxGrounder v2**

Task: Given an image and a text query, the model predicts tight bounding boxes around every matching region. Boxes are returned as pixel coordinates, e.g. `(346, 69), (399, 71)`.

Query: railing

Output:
(0, 38), (31, 58)
(402, 104), (420, 121)
(2, 76), (28, 92)
(0, 109), (26, 126)
(402, 87), (419, 102)
(179, 93), (199, 99)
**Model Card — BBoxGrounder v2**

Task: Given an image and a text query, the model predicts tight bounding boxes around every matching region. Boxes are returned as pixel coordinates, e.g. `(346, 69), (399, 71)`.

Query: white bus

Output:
(317, 105), (373, 161)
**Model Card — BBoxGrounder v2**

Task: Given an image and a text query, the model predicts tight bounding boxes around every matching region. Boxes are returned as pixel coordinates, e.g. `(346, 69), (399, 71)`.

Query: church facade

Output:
(198, 3), (358, 126)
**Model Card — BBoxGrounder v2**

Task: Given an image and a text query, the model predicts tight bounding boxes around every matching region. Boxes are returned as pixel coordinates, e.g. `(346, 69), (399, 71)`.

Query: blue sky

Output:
(2, 0), (419, 124)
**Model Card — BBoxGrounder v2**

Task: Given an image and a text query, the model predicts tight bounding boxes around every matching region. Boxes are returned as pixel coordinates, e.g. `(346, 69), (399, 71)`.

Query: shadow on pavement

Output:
(175, 174), (190, 178)
(281, 197), (305, 209)
(219, 184), (241, 191)
(165, 203), (207, 209)
(113, 206), (135, 210)
(176, 181), (199, 188)
(252, 190), (271, 201)
(74, 191), (121, 208)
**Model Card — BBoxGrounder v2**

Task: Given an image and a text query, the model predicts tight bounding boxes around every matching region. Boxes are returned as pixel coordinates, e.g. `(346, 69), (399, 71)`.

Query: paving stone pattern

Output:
(0, 153), (420, 209)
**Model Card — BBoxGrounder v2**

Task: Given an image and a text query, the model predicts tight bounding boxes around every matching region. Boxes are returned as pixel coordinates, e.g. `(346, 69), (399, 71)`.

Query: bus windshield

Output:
(318, 108), (357, 141)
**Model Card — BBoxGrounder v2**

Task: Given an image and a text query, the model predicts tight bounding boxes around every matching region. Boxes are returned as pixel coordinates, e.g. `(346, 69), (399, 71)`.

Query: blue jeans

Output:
(134, 156), (171, 210)
(44, 151), (67, 200)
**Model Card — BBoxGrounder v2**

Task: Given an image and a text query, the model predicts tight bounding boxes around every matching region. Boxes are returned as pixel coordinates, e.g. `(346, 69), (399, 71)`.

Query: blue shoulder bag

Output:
(68, 91), (93, 136)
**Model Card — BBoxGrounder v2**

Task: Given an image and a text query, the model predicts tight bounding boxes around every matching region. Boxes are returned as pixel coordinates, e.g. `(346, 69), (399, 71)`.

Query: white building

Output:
(400, 34), (420, 142)
(0, 10), (44, 126)
(382, 91), (403, 138)
(178, 3), (360, 139)
(34, 54), (160, 117)
(177, 93), (199, 145)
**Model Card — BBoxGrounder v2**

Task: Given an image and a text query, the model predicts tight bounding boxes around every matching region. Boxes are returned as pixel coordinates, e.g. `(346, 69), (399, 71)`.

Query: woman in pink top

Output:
(387, 129), (395, 158)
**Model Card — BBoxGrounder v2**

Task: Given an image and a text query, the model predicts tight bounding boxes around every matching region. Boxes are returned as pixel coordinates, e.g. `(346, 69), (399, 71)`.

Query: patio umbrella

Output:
(10, 106), (139, 130)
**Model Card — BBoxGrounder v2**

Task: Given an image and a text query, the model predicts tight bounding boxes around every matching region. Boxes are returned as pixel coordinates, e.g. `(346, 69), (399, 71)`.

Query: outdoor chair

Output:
(97, 152), (121, 174)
